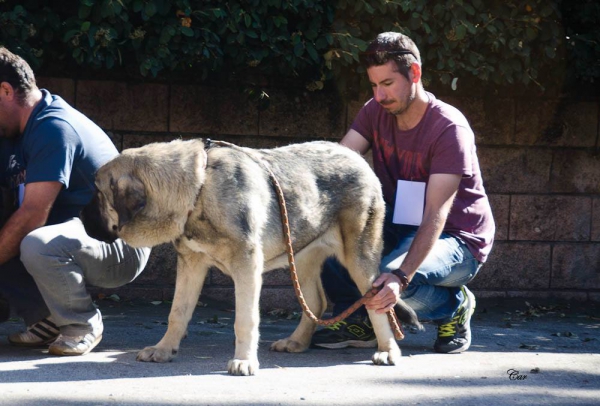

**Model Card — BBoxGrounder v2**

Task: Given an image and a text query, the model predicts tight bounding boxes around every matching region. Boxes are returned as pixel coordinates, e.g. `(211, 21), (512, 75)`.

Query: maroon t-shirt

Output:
(351, 92), (495, 262)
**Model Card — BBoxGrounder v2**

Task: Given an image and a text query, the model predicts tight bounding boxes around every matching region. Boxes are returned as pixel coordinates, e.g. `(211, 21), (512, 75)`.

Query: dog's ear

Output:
(112, 175), (146, 231)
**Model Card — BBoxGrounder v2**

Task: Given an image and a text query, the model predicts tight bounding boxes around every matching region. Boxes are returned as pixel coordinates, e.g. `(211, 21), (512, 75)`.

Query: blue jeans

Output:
(321, 209), (481, 323)
(0, 217), (150, 335)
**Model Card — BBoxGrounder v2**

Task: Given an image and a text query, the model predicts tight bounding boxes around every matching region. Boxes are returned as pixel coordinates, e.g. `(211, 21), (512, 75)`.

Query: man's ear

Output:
(410, 62), (422, 84)
(112, 175), (146, 231)
(0, 82), (14, 99)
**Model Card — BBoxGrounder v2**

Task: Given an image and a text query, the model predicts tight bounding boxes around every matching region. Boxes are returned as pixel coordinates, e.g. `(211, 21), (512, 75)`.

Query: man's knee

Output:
(19, 227), (66, 275)
(20, 229), (47, 265)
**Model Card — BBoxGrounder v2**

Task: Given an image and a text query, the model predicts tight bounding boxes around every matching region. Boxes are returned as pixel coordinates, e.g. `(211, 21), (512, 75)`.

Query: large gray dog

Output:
(81, 139), (419, 376)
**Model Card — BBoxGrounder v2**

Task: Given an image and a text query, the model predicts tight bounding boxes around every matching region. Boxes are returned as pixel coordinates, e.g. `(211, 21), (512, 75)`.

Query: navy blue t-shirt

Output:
(0, 89), (118, 225)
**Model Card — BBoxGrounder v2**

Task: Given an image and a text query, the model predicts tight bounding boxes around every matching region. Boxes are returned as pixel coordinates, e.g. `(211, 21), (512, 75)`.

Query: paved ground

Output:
(0, 296), (598, 406)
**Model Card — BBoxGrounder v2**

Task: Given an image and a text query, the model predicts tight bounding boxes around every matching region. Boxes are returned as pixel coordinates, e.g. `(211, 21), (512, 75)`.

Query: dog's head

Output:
(81, 157), (147, 245)
(81, 140), (208, 248)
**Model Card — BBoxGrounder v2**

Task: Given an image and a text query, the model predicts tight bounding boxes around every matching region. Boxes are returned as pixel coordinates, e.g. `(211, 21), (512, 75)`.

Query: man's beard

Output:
(387, 90), (416, 116)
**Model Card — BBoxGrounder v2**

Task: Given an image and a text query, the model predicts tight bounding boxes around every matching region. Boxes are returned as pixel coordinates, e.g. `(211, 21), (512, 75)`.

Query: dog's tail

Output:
(394, 300), (424, 331)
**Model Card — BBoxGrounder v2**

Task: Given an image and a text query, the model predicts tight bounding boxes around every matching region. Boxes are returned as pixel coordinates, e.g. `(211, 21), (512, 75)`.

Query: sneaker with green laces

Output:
(434, 286), (476, 354)
(311, 317), (377, 349)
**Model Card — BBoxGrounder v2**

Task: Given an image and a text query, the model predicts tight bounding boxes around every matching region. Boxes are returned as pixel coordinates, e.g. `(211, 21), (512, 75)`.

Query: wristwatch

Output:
(391, 268), (410, 290)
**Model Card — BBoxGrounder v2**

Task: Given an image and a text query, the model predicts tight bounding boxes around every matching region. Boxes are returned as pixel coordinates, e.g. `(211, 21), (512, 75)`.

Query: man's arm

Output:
(0, 181), (62, 265)
(366, 173), (461, 313)
(340, 129), (371, 155)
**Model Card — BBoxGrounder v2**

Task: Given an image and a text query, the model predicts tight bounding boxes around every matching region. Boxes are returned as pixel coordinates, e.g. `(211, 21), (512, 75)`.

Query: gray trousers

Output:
(1, 217), (150, 336)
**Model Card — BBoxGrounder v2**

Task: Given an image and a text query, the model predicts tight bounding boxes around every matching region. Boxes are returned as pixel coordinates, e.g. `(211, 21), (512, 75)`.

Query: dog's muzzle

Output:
(80, 195), (119, 244)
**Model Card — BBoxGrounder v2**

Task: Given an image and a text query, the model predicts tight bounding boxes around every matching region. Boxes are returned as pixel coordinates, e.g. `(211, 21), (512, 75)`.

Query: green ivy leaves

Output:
(0, 0), (597, 91)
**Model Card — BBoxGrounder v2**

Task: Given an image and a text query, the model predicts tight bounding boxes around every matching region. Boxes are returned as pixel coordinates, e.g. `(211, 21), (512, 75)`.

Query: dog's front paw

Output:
(372, 347), (401, 366)
(270, 338), (308, 353)
(136, 345), (177, 363)
(227, 358), (259, 376)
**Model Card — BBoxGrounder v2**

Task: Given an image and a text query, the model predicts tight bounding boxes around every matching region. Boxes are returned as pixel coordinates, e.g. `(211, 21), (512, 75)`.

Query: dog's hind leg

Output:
(137, 247), (210, 363)
(270, 246), (330, 353)
(339, 205), (402, 366)
(342, 254), (402, 365)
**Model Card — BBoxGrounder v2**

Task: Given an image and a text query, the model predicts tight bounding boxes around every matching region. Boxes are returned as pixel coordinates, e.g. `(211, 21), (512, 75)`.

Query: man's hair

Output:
(360, 32), (421, 80)
(0, 47), (37, 104)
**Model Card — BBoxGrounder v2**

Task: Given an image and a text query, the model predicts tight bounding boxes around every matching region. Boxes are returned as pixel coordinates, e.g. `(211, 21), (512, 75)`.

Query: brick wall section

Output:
(36, 77), (600, 309)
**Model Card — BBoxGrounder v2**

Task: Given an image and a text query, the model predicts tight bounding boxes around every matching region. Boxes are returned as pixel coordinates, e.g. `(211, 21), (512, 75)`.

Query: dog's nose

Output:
(81, 218), (118, 243)
(80, 202), (119, 244)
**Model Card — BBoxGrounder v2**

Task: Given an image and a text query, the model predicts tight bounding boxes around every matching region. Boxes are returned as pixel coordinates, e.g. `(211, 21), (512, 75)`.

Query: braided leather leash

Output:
(208, 140), (404, 340)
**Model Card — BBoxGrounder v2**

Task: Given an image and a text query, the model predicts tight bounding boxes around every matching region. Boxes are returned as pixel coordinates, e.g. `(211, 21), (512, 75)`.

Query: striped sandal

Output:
(8, 317), (60, 347)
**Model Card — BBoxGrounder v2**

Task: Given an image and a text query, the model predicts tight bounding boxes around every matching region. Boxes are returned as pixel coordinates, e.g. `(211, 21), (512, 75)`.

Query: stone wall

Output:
(37, 77), (600, 309)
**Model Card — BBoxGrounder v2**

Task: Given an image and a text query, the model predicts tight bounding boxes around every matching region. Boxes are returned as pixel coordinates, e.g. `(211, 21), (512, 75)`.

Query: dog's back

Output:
(259, 141), (384, 257)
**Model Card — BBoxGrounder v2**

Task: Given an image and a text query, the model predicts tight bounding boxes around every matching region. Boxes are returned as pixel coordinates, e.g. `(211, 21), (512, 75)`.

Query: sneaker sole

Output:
(48, 334), (103, 356)
(459, 288), (476, 353)
(313, 338), (378, 349)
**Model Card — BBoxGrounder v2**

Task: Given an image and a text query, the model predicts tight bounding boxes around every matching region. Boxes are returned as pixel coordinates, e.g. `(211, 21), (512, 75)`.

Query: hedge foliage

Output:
(0, 0), (598, 93)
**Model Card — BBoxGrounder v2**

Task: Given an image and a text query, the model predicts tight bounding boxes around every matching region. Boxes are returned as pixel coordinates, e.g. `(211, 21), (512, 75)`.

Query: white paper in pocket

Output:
(392, 180), (426, 226)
